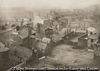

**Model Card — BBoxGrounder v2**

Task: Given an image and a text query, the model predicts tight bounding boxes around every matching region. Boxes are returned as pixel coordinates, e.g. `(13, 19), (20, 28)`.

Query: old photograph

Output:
(0, 0), (100, 71)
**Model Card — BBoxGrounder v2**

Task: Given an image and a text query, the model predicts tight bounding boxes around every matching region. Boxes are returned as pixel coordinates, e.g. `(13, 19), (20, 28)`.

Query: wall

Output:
(0, 50), (9, 71)
(78, 38), (87, 48)
(88, 38), (97, 49)
(94, 43), (100, 60)
(22, 37), (29, 48)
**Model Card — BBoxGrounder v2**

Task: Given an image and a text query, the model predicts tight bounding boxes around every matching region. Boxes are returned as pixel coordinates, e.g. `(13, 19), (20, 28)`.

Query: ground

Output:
(50, 44), (100, 68)
(28, 44), (100, 69)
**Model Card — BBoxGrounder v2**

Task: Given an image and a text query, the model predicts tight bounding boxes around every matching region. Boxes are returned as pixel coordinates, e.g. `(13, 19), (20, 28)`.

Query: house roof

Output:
(88, 35), (99, 39)
(59, 28), (67, 37)
(36, 42), (47, 50)
(29, 35), (36, 38)
(42, 37), (51, 44)
(9, 46), (32, 59)
(0, 42), (9, 52)
(52, 34), (62, 42)
(31, 30), (36, 34)
(87, 27), (96, 32)
(53, 20), (59, 26)
(18, 29), (28, 39)
(0, 41), (5, 47)
(82, 19), (94, 22)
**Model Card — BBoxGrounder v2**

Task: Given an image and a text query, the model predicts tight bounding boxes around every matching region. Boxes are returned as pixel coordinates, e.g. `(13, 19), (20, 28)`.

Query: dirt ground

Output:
(28, 44), (100, 69)
(49, 44), (100, 68)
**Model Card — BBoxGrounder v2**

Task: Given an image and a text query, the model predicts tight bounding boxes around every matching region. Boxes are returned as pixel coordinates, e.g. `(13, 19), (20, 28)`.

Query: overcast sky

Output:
(0, 0), (100, 9)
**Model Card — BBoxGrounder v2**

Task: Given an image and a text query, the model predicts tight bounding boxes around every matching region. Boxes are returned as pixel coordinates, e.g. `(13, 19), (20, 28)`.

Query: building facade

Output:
(0, 42), (9, 71)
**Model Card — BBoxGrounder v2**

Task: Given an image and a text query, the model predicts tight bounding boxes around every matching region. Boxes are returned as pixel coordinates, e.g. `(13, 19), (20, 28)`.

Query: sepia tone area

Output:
(0, 0), (100, 71)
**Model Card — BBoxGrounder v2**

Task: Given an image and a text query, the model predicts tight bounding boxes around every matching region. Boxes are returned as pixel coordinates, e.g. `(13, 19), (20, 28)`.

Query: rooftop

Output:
(0, 42), (9, 52)
(88, 35), (99, 39)
(18, 29), (28, 39)
(78, 34), (88, 39)
(59, 28), (67, 37)
(87, 27), (96, 32)
(42, 37), (51, 44)
(52, 34), (62, 42)
(9, 46), (32, 59)
(36, 42), (47, 50)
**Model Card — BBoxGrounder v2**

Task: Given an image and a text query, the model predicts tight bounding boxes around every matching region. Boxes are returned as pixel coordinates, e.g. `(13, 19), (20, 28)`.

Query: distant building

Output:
(0, 42), (9, 71)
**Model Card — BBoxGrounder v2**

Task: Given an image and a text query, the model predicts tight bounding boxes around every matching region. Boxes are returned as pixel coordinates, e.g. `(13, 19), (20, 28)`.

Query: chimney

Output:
(37, 23), (41, 35)
(28, 29), (32, 36)
(14, 49), (17, 55)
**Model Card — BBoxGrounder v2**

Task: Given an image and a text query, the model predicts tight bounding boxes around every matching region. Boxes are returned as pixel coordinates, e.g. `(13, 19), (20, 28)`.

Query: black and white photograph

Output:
(0, 0), (100, 71)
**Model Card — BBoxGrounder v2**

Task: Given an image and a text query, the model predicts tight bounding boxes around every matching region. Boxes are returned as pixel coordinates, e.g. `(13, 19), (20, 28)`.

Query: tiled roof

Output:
(36, 42), (47, 50)
(9, 46), (32, 59)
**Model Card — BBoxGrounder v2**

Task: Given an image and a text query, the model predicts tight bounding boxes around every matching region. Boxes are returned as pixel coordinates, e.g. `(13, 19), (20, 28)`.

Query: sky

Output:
(0, 0), (100, 9)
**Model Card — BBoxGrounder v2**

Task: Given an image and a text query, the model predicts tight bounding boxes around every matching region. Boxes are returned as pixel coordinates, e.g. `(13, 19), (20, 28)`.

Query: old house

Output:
(50, 33), (62, 46)
(21, 18), (29, 26)
(36, 20), (53, 38)
(9, 46), (33, 66)
(63, 32), (85, 46)
(18, 29), (37, 49)
(36, 42), (47, 57)
(78, 34), (88, 49)
(59, 28), (67, 37)
(87, 27), (99, 50)
(0, 42), (9, 71)
(52, 20), (60, 32)
(29, 35), (37, 49)
(18, 28), (29, 47)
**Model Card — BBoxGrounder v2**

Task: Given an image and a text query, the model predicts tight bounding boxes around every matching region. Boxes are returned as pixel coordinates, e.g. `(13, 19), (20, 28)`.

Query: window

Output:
(90, 32), (93, 34)
(32, 33), (36, 36)
(94, 33), (96, 35)
(91, 39), (93, 42)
